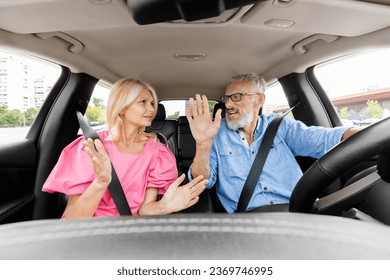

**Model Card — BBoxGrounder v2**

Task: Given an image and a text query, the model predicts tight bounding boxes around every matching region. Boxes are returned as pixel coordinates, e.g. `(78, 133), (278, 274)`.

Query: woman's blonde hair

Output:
(106, 78), (158, 142)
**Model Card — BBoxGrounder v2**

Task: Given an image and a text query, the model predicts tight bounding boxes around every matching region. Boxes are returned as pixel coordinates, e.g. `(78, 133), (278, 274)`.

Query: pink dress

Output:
(42, 131), (178, 216)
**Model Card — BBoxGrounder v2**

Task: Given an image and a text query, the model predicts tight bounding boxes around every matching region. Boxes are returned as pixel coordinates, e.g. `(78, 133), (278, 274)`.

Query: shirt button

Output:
(263, 187), (267, 191)
(270, 201), (274, 205)
(251, 151), (255, 154)
(229, 151), (232, 155)
(242, 137), (245, 141)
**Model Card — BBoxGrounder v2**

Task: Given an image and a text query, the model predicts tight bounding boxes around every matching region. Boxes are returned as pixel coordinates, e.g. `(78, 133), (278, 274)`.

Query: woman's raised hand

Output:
(161, 174), (208, 213)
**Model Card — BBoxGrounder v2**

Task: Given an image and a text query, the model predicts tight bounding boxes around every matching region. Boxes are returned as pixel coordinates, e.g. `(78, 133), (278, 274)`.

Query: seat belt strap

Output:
(76, 111), (132, 216)
(236, 106), (296, 212)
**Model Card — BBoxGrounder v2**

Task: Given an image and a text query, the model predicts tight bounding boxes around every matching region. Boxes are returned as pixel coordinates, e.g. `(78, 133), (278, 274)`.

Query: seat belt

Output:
(236, 106), (296, 212)
(76, 110), (132, 216)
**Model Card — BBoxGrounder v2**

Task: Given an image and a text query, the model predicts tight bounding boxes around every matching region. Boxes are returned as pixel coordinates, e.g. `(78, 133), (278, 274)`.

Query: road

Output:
(0, 125), (106, 146)
(0, 127), (31, 145)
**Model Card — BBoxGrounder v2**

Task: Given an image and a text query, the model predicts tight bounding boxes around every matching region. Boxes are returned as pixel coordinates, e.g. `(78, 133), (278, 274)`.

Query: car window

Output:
(0, 49), (61, 145)
(86, 81), (110, 128)
(160, 83), (290, 119)
(161, 99), (218, 119)
(263, 82), (293, 118)
(314, 48), (390, 127)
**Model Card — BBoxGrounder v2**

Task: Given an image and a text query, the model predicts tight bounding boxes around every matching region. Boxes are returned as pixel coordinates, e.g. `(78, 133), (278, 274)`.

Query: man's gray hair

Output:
(230, 73), (267, 93)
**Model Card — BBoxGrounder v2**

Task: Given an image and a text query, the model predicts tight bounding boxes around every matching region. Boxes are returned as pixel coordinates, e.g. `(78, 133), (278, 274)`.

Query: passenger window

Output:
(86, 81), (110, 128)
(0, 49), (61, 145)
(264, 82), (294, 118)
(314, 49), (390, 127)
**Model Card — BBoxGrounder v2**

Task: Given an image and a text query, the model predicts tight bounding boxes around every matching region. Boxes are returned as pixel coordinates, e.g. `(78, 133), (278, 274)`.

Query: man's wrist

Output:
(196, 141), (213, 151)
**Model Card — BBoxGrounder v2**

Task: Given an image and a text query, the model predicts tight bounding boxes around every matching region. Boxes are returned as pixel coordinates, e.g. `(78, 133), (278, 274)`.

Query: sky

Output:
(314, 48), (390, 98)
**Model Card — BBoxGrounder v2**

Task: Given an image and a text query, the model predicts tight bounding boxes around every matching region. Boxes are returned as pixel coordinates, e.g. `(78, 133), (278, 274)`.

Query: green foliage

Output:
(0, 105), (40, 127)
(0, 109), (24, 127)
(85, 97), (107, 124)
(208, 100), (218, 118)
(24, 107), (38, 126)
(168, 111), (180, 119)
(86, 106), (105, 124)
(339, 107), (349, 119)
(365, 100), (383, 119)
(91, 97), (105, 108)
(0, 105), (8, 115)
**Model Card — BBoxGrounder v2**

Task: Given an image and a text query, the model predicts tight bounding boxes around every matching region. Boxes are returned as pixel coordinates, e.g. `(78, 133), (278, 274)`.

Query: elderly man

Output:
(186, 73), (359, 213)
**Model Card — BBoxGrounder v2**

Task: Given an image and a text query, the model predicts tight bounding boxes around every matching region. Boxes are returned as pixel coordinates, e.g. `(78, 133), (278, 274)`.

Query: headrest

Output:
(212, 102), (262, 118)
(178, 116), (189, 125)
(212, 103), (226, 119)
(155, 103), (166, 120)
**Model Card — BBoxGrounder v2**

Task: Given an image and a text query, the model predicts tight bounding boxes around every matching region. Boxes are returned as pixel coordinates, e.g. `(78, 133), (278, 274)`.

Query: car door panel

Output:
(0, 140), (36, 224)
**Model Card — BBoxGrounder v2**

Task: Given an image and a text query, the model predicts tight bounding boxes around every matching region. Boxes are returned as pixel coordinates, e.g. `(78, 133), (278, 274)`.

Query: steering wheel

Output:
(289, 117), (390, 214)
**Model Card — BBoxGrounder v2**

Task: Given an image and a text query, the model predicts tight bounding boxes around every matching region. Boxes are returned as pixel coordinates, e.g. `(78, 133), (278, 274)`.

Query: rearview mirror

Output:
(127, 0), (260, 25)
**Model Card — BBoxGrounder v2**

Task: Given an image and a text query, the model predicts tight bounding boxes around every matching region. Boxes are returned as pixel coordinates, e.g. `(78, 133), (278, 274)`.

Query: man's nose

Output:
(224, 97), (235, 108)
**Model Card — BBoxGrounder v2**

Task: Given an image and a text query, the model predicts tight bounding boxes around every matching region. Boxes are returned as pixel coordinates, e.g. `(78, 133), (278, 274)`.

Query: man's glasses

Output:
(220, 92), (258, 103)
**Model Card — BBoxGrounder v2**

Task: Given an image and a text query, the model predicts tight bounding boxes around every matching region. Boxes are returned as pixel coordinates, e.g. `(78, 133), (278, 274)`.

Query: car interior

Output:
(1, 0), (390, 259)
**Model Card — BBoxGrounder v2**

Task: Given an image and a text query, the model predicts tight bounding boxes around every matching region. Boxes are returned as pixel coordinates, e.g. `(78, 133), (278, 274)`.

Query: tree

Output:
(209, 101), (217, 117)
(85, 97), (106, 125)
(168, 111), (180, 119)
(339, 107), (349, 119)
(0, 105), (8, 115)
(365, 100), (383, 119)
(24, 107), (38, 126)
(1, 109), (24, 127)
(86, 106), (105, 124)
(92, 97), (105, 108)
(0, 105), (8, 127)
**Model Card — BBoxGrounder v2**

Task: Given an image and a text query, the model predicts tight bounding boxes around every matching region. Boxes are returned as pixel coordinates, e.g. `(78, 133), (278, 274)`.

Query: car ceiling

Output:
(1, 0), (390, 100)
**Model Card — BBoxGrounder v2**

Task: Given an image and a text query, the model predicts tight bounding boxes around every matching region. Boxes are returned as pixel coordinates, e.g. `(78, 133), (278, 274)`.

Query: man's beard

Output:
(226, 108), (254, 130)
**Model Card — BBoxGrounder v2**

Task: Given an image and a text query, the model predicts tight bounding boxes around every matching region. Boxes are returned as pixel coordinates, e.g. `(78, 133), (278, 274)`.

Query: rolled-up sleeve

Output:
(281, 117), (351, 158)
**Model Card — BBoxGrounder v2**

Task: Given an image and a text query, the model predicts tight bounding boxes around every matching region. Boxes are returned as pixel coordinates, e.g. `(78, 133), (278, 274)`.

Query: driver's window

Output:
(314, 49), (390, 127)
(264, 81), (294, 119)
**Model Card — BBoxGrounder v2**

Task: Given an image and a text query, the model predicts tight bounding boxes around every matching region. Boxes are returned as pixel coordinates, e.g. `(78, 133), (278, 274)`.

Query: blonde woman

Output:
(43, 78), (207, 218)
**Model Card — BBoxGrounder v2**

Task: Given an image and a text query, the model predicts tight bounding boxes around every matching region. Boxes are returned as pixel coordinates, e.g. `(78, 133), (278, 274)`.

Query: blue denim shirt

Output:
(188, 114), (350, 213)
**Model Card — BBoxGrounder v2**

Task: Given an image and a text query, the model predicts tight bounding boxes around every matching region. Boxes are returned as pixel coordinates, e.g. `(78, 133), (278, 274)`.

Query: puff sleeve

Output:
(146, 143), (178, 194)
(42, 136), (94, 195)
